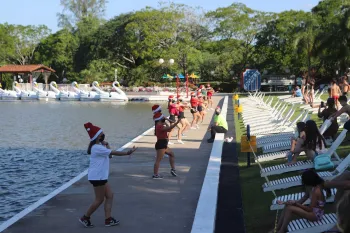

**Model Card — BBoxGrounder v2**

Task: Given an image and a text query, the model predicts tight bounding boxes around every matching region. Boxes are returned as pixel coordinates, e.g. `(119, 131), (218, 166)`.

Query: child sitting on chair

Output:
(273, 170), (330, 233)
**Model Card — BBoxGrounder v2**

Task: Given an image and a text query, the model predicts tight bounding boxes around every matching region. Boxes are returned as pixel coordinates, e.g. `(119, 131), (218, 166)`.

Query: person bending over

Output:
(207, 107), (228, 143)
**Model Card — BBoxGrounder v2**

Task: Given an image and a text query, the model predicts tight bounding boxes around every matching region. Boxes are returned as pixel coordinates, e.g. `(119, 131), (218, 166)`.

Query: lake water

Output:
(0, 101), (166, 224)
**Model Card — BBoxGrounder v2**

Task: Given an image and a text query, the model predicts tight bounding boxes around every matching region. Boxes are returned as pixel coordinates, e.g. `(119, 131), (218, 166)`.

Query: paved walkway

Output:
(3, 97), (223, 233)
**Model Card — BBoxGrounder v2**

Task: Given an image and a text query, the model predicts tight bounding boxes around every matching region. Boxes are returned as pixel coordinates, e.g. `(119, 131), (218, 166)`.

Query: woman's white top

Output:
(88, 144), (112, 180)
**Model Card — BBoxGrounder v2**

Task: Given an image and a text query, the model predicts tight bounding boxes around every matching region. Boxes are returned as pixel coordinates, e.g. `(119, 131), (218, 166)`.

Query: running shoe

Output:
(105, 217), (120, 227)
(190, 127), (196, 130)
(177, 140), (185, 144)
(181, 134), (187, 137)
(171, 169), (177, 177)
(152, 174), (164, 179)
(168, 141), (174, 145)
(79, 215), (94, 228)
(196, 125), (200, 129)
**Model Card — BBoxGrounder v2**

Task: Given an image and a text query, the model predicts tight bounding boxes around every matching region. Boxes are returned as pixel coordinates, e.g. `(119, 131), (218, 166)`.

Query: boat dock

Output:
(0, 96), (233, 233)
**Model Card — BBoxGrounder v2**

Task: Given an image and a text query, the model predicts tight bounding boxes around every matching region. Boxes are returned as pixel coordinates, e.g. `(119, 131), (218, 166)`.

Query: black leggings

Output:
(210, 126), (227, 139)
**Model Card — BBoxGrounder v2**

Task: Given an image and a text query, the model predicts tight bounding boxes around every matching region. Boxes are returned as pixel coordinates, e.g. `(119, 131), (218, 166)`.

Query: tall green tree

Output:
(0, 24), (51, 65)
(57, 0), (107, 28)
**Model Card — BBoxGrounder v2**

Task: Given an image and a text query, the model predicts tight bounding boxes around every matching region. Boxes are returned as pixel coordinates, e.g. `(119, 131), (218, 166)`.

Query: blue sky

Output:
(0, 0), (320, 32)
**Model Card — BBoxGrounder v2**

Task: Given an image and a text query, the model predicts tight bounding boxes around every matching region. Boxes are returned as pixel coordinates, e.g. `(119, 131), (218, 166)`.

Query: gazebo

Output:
(0, 64), (55, 90)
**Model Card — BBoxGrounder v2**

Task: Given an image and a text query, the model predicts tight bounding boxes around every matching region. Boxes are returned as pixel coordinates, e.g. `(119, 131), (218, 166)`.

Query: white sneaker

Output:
(181, 134), (187, 137)
(196, 125), (200, 129)
(168, 141), (174, 145)
(191, 127), (196, 130)
(177, 140), (185, 144)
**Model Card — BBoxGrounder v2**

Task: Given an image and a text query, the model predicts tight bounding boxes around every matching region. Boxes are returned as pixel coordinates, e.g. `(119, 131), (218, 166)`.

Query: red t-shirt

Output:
(156, 124), (168, 139)
(179, 105), (185, 112)
(169, 103), (178, 115)
(190, 97), (198, 107)
(198, 99), (203, 106)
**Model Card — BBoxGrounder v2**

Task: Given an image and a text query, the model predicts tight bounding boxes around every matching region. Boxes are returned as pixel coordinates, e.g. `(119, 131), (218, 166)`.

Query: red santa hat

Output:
(152, 104), (161, 113)
(190, 92), (195, 96)
(168, 95), (174, 100)
(84, 122), (103, 141)
(153, 112), (164, 121)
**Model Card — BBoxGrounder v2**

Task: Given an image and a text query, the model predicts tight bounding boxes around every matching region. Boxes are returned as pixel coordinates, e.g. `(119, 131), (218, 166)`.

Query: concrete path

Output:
(2, 97), (223, 233)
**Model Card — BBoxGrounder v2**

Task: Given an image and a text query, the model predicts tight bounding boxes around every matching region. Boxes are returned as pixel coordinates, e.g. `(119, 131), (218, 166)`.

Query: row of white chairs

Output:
(239, 91), (348, 232)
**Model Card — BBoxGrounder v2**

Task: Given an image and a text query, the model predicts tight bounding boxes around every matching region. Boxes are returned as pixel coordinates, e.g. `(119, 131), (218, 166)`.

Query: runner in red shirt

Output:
(207, 84), (214, 110)
(176, 97), (191, 143)
(167, 95), (179, 145)
(197, 94), (207, 123)
(190, 92), (202, 129)
(153, 112), (181, 179)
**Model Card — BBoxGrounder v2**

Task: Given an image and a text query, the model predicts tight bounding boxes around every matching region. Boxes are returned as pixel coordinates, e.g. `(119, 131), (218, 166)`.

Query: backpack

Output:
(314, 153), (334, 171)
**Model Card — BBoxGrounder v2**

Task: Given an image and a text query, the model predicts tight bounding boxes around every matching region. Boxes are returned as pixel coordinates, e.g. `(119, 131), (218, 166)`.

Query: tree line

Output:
(0, 0), (349, 89)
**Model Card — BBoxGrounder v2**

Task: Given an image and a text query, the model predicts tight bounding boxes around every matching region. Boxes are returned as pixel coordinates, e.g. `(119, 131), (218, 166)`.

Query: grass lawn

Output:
(235, 94), (350, 233)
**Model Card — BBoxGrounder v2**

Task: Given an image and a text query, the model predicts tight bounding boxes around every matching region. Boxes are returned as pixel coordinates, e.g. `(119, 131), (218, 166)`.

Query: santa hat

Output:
(198, 94), (203, 97)
(84, 122), (103, 141)
(168, 95), (174, 100)
(190, 92), (195, 96)
(152, 104), (161, 113)
(153, 112), (164, 121)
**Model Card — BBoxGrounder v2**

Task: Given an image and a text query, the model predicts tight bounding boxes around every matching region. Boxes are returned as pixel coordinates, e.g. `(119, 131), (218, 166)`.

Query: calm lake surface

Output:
(0, 101), (166, 224)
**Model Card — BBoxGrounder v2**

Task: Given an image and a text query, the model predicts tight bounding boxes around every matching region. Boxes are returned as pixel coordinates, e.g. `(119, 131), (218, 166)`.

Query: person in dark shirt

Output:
(318, 98), (339, 140)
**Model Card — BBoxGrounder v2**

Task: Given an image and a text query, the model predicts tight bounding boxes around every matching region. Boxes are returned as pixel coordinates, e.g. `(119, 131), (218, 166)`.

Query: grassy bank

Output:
(235, 95), (350, 233)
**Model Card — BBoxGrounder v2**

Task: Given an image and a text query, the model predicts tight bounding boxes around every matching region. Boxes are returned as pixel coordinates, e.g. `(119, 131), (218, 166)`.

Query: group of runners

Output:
(78, 83), (220, 228)
(164, 83), (215, 145)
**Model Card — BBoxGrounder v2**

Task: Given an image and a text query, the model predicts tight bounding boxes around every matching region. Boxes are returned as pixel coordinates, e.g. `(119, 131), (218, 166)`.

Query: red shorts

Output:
(207, 94), (212, 99)
(333, 95), (339, 100)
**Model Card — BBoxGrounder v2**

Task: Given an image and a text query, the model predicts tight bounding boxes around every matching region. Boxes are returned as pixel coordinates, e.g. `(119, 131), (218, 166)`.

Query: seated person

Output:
(288, 120), (326, 165)
(323, 170), (350, 232)
(292, 86), (302, 97)
(207, 107), (228, 143)
(318, 98), (339, 140)
(287, 122), (306, 162)
(330, 95), (349, 127)
(273, 170), (330, 233)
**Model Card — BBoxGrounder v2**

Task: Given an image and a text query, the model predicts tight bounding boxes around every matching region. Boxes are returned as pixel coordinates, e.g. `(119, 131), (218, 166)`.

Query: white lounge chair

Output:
(270, 188), (337, 210)
(286, 213), (337, 233)
(262, 152), (350, 192)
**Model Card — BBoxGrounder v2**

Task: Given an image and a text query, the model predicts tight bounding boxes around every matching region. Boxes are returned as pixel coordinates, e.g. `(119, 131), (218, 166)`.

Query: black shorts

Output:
(190, 107), (197, 114)
(197, 106), (203, 112)
(179, 112), (185, 119)
(155, 139), (168, 150)
(169, 115), (176, 121)
(89, 180), (108, 187)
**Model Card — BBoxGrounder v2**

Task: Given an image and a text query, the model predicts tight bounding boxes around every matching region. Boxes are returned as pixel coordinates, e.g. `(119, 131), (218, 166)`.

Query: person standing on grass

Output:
(207, 106), (228, 143)
(79, 122), (137, 228)
(331, 79), (342, 109)
(153, 112), (180, 179)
